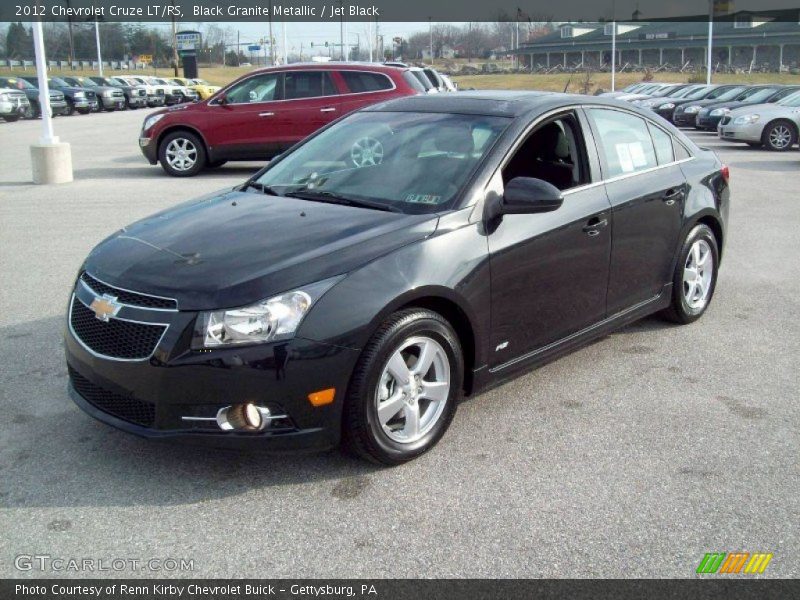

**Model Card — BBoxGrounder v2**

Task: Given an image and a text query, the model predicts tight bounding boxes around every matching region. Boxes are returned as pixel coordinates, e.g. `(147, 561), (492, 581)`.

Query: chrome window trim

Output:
(81, 272), (179, 312)
(68, 294), (170, 363)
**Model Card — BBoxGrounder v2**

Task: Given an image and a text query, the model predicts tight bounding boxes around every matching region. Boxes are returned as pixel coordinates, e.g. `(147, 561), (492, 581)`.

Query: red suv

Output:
(139, 63), (425, 176)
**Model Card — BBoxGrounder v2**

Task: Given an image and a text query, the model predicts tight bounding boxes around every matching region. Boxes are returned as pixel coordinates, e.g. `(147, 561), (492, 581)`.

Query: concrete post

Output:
(563, 52), (567, 67)
(728, 45), (733, 66)
(30, 19), (72, 184)
(681, 48), (685, 64)
(659, 48), (663, 65)
(546, 52), (550, 67)
(779, 44), (784, 70)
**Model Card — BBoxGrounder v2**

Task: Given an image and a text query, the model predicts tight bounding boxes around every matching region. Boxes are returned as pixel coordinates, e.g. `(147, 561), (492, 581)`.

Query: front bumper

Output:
(673, 110), (698, 127)
(0, 99), (29, 116)
(717, 121), (764, 143)
(652, 107), (677, 123)
(128, 96), (148, 108)
(64, 279), (359, 451)
(139, 135), (158, 164)
(696, 114), (725, 130)
(100, 95), (126, 109)
(147, 95), (166, 107)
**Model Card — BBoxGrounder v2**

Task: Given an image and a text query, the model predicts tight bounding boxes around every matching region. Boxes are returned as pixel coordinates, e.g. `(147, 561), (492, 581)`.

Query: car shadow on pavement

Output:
(72, 166), (261, 180)
(0, 316), (380, 510)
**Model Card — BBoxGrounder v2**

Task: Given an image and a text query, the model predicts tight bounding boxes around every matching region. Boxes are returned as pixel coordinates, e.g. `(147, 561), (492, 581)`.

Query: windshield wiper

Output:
(284, 189), (401, 213)
(242, 181), (279, 195)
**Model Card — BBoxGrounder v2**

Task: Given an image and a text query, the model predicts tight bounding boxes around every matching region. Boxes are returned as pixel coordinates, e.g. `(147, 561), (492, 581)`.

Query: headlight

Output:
(658, 103), (675, 110)
(193, 278), (341, 348)
(733, 114), (760, 125)
(684, 105), (701, 114)
(710, 108), (730, 116)
(73, 91), (86, 98)
(143, 113), (165, 131)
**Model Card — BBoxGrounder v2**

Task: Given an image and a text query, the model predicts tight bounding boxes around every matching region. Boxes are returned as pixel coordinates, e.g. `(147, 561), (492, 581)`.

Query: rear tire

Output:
(3, 115), (20, 122)
(158, 131), (207, 177)
(660, 224), (719, 325)
(64, 99), (75, 116)
(342, 309), (463, 465)
(761, 120), (797, 151)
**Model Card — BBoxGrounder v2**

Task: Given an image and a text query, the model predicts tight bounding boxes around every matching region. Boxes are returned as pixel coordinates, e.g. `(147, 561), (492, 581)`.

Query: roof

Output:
(365, 90), (653, 117)
(246, 62), (407, 73)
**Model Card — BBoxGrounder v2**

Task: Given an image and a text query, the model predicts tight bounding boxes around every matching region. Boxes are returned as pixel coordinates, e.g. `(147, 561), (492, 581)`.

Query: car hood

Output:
(83, 189), (439, 310)
(726, 102), (800, 118)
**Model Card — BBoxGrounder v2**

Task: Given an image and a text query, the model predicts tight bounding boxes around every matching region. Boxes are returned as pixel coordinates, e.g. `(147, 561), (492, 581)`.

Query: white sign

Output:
(176, 32), (201, 52)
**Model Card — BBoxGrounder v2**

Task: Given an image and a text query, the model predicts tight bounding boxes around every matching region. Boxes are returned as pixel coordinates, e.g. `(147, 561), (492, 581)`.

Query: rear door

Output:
(203, 71), (284, 159)
(336, 69), (404, 114)
(585, 107), (687, 314)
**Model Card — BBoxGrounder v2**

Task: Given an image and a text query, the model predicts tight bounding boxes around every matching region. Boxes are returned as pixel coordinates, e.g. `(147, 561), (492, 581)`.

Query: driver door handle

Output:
(583, 217), (608, 236)
(259, 112), (274, 117)
(320, 107), (336, 113)
(663, 188), (683, 205)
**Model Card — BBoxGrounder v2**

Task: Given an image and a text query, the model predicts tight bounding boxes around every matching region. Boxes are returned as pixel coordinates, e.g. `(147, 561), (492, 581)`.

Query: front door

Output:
(487, 111), (612, 366)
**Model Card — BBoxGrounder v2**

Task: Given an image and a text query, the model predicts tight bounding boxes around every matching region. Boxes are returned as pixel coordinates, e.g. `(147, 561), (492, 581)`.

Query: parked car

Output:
(695, 85), (800, 130)
(86, 76), (149, 109)
(0, 76), (61, 119)
(439, 73), (458, 92)
(58, 76), (128, 111)
(615, 82), (682, 103)
(69, 91), (729, 464)
(421, 67), (448, 92)
(21, 76), (99, 115)
(631, 85), (707, 109)
(170, 77), (221, 100)
(407, 67), (439, 93)
(118, 76), (166, 107)
(719, 90), (800, 150)
(625, 83), (693, 104)
(672, 85), (748, 127)
(19, 75), (81, 119)
(0, 83), (31, 121)
(139, 63), (425, 176)
(146, 76), (199, 104)
(600, 82), (673, 99)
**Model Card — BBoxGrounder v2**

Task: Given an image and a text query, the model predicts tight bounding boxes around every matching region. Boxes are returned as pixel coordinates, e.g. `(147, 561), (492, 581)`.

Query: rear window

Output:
(340, 71), (393, 93)
(283, 71), (338, 99)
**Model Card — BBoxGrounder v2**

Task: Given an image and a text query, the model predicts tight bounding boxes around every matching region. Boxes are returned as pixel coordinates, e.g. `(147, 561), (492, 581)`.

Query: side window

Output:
(587, 108), (657, 178)
(225, 73), (281, 104)
(502, 113), (589, 191)
(674, 142), (691, 161)
(648, 123), (675, 165)
(283, 71), (337, 99)
(340, 71), (393, 93)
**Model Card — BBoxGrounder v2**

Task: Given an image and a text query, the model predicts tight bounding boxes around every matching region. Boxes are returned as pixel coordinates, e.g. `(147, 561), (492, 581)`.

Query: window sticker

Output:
(628, 142), (648, 167)
(405, 193), (442, 204)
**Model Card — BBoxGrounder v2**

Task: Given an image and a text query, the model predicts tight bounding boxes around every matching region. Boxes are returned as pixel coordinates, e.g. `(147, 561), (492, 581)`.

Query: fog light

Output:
(216, 403), (268, 431)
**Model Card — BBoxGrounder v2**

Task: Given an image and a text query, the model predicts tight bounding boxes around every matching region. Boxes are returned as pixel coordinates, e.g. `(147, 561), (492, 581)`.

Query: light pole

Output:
(94, 18), (103, 76)
(610, 0), (617, 92)
(429, 17), (433, 65)
(706, 0), (714, 85)
(367, 19), (373, 62)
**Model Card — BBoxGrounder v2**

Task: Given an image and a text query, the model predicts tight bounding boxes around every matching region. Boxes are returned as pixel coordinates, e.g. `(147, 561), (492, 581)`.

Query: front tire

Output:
(158, 131), (206, 177)
(343, 309), (463, 465)
(762, 120), (797, 151)
(661, 224), (719, 324)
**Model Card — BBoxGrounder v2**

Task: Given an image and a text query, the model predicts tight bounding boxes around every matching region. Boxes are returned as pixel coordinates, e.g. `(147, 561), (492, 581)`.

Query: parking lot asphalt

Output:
(0, 109), (798, 579)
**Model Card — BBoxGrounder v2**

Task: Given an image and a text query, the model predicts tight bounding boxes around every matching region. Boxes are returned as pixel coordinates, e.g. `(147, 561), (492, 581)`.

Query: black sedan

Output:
(695, 85), (800, 130)
(66, 92), (729, 464)
(671, 85), (748, 127)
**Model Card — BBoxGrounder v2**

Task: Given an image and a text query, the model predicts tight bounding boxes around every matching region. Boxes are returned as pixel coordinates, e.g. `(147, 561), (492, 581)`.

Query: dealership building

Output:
(513, 10), (800, 72)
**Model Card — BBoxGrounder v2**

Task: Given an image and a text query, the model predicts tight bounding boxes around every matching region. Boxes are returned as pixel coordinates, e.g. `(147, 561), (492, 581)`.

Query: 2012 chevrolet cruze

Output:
(66, 92), (729, 465)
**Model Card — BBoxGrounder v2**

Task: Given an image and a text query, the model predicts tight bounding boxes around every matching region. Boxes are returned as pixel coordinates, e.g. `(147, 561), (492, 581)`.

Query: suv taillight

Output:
(720, 165), (730, 183)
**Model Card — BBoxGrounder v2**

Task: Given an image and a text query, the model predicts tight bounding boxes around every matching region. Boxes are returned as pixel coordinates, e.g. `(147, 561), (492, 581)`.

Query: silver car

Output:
(718, 91), (800, 151)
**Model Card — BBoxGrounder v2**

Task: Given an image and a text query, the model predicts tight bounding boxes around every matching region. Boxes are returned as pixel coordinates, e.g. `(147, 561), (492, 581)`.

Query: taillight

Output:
(720, 165), (730, 183)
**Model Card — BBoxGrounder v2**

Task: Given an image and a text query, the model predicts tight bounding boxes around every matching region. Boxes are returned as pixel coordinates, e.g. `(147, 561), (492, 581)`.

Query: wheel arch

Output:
(156, 125), (210, 160)
(762, 118), (798, 146)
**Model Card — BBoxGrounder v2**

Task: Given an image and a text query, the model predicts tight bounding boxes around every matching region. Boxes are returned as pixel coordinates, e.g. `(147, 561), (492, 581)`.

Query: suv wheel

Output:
(64, 99), (74, 116)
(661, 224), (719, 324)
(343, 309), (463, 465)
(762, 120), (797, 151)
(158, 131), (206, 177)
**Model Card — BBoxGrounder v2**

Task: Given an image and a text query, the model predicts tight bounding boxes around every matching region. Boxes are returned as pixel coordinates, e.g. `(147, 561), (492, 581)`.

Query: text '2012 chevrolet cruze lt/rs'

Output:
(66, 92), (729, 465)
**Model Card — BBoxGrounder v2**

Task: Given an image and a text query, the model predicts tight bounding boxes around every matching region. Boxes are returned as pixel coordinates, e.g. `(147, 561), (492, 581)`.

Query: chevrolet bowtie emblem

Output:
(89, 294), (122, 322)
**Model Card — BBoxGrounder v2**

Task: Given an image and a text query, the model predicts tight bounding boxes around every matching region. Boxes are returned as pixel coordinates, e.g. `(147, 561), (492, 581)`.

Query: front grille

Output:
(70, 297), (166, 360)
(156, 89), (165, 96)
(85, 91), (96, 100)
(137, 89), (146, 97)
(80, 272), (177, 310)
(69, 366), (155, 427)
(112, 90), (124, 98)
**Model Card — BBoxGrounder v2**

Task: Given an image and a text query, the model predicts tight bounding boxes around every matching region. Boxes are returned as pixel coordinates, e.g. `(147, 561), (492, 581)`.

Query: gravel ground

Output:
(0, 109), (797, 579)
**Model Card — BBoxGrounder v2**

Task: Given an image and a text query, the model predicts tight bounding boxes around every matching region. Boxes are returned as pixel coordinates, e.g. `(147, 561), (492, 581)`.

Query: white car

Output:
(718, 91), (800, 151)
(142, 76), (198, 105)
(123, 76), (167, 107)
(0, 86), (30, 122)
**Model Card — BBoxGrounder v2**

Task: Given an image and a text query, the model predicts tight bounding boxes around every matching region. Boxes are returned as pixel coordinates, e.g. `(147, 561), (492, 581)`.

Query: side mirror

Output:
(217, 93), (228, 106)
(486, 177), (564, 220)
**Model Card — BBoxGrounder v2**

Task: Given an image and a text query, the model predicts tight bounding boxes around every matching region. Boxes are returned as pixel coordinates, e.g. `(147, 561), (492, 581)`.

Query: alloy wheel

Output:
(683, 239), (714, 310)
(375, 336), (450, 444)
(351, 137), (384, 167)
(768, 125), (792, 149)
(165, 138), (198, 172)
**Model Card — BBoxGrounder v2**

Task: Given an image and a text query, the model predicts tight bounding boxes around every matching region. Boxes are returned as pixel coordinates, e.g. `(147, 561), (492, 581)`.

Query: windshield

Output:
(777, 91), (800, 107)
(253, 111), (510, 214)
(651, 85), (681, 98)
(0, 77), (34, 89)
(670, 85), (699, 98)
(81, 78), (101, 88)
(741, 87), (780, 103)
(708, 86), (746, 101)
(48, 77), (69, 87)
(685, 86), (713, 99)
(194, 79), (208, 85)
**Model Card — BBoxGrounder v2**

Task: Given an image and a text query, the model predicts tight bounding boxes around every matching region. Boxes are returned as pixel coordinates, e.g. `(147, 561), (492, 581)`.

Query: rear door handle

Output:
(320, 107), (336, 113)
(583, 217), (608, 236)
(259, 111), (274, 117)
(663, 188), (683, 205)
